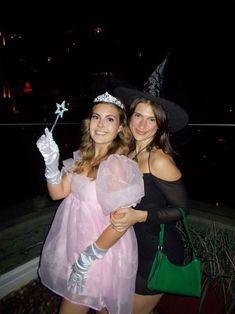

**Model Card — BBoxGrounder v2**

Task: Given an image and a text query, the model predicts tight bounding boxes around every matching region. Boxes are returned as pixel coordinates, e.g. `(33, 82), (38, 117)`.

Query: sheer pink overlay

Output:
(96, 154), (144, 215)
(39, 152), (144, 314)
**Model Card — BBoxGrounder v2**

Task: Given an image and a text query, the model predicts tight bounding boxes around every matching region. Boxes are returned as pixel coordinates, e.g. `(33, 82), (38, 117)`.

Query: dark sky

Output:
(1, 2), (232, 38)
(1, 2), (234, 122)
(2, 2), (233, 55)
(3, 2), (233, 66)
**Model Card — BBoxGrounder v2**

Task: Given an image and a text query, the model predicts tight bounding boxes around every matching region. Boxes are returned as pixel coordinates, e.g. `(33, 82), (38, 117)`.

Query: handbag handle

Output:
(159, 207), (197, 259)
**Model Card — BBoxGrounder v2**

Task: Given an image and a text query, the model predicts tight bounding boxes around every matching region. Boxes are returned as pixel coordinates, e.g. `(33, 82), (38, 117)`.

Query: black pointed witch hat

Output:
(114, 52), (189, 132)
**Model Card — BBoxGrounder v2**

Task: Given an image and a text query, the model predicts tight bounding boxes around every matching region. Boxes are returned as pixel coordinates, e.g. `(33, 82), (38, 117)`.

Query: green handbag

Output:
(147, 208), (202, 297)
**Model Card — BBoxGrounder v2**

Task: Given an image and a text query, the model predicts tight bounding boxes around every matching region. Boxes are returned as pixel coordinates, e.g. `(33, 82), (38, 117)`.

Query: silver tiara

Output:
(93, 92), (125, 110)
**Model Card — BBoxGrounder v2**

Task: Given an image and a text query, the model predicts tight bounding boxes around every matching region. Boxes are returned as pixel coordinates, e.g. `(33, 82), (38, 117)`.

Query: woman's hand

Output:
(111, 207), (147, 232)
(36, 128), (61, 184)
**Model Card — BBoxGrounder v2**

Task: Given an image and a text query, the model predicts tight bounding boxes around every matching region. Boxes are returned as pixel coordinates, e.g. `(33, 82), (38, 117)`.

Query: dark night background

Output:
(0, 2), (235, 212)
(1, 2), (234, 121)
(0, 6), (235, 313)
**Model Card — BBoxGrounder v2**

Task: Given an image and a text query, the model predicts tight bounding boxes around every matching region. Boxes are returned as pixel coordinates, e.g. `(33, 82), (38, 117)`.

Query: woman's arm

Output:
(95, 225), (127, 249)
(47, 172), (71, 200)
(112, 153), (188, 231)
(140, 151), (188, 225)
(110, 207), (148, 232)
(68, 213), (139, 292)
(96, 207), (147, 248)
(36, 128), (71, 200)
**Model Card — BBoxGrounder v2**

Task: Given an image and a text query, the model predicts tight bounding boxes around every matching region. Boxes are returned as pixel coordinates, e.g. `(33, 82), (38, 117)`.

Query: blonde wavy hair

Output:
(72, 103), (132, 178)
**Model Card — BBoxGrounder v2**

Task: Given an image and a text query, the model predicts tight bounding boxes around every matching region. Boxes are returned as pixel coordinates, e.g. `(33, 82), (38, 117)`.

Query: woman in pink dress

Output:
(36, 92), (144, 314)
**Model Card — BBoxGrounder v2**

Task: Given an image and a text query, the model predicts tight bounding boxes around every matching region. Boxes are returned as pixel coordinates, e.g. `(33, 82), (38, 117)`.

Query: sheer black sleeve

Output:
(146, 177), (189, 225)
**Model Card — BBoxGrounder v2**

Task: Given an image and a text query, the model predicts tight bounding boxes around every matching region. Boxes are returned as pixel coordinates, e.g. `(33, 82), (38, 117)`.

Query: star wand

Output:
(50, 100), (68, 133)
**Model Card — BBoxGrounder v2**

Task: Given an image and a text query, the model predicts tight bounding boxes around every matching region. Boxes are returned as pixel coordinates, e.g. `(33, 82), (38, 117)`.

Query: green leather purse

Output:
(147, 208), (201, 297)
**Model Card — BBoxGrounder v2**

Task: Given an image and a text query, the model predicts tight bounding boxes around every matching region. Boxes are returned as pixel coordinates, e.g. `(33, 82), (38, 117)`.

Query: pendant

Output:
(132, 145), (149, 162)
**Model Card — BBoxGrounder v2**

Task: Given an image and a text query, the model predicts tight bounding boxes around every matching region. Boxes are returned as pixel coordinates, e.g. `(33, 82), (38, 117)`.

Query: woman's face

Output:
(90, 103), (122, 145)
(129, 101), (158, 143)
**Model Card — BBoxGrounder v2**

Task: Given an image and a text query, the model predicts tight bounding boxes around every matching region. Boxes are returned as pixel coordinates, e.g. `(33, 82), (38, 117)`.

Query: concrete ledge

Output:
(0, 257), (39, 299)
(189, 200), (235, 231)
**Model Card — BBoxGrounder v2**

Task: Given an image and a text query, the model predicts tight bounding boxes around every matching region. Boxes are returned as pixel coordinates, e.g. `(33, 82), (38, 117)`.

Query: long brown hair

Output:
(128, 98), (177, 156)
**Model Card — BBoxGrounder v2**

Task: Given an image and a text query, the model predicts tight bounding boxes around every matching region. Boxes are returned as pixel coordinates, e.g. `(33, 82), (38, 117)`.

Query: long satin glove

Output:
(36, 128), (61, 184)
(67, 242), (108, 293)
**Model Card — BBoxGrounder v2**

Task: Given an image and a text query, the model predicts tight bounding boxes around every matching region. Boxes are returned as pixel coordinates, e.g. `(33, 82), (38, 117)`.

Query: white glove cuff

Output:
(92, 242), (108, 259)
(45, 170), (62, 184)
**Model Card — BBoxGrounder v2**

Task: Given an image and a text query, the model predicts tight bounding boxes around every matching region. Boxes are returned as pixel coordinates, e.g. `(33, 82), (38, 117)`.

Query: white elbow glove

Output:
(67, 242), (107, 293)
(36, 128), (61, 184)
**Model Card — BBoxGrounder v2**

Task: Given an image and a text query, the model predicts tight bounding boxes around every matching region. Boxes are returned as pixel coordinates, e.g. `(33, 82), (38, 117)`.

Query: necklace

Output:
(132, 145), (149, 162)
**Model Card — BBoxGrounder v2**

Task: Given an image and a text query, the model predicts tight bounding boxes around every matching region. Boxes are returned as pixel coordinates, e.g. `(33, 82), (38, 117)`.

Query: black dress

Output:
(134, 172), (189, 295)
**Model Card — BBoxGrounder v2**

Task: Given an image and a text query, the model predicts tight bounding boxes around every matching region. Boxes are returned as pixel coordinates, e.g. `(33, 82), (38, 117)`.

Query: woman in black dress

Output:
(111, 87), (189, 314)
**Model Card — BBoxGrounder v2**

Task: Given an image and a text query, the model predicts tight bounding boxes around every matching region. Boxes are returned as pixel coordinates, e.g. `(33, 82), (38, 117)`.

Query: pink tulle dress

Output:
(39, 151), (144, 314)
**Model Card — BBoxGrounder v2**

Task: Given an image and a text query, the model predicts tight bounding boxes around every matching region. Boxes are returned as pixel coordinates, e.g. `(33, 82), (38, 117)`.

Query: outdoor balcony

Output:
(0, 123), (234, 313)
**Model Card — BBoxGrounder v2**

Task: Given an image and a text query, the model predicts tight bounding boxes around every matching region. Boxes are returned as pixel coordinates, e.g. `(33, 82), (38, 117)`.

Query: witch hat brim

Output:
(114, 87), (189, 132)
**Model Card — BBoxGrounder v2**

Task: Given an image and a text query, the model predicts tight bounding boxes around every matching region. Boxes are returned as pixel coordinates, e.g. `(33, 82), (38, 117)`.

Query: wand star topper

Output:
(50, 100), (68, 132)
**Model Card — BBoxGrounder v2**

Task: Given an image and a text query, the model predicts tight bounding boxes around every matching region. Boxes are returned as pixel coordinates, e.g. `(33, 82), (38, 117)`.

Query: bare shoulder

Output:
(149, 149), (182, 181)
